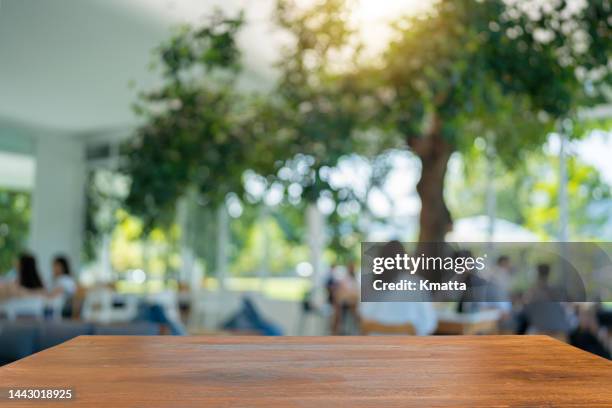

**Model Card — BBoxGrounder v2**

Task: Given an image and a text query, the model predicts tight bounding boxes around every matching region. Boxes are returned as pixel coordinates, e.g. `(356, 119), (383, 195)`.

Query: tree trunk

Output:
(408, 116), (453, 243)
(416, 143), (452, 242)
(408, 118), (453, 288)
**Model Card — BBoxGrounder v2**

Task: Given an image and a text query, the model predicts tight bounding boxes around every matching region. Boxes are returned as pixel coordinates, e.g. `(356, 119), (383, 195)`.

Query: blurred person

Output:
(457, 250), (511, 314)
(50, 255), (76, 298)
(324, 263), (339, 333)
(16, 253), (44, 291)
(360, 241), (437, 336)
(529, 263), (558, 300)
(325, 264), (339, 307)
(336, 262), (359, 304)
(490, 255), (513, 296)
(360, 300), (438, 336)
(331, 262), (360, 335)
(0, 253), (45, 302)
(516, 264), (575, 337)
(49, 255), (77, 317)
(137, 303), (188, 336)
(456, 250), (486, 313)
(481, 255), (517, 331)
(569, 306), (610, 359)
(595, 298), (612, 330)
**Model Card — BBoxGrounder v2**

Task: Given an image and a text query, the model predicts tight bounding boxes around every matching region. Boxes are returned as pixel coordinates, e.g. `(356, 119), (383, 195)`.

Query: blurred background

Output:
(0, 0), (611, 363)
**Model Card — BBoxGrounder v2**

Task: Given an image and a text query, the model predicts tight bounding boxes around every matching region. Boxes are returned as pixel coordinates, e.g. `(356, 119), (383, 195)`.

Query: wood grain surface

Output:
(1, 335), (610, 407)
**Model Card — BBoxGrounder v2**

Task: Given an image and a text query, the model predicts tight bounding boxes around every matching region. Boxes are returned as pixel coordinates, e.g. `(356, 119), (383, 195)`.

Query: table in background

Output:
(435, 309), (501, 335)
(1, 335), (611, 407)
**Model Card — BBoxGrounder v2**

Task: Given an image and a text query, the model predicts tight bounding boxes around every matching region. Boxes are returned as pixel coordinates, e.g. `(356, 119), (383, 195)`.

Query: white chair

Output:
(0, 296), (46, 320)
(295, 286), (333, 335)
(189, 289), (242, 331)
(146, 290), (181, 323)
(81, 288), (138, 324)
(46, 295), (66, 321)
(253, 296), (301, 335)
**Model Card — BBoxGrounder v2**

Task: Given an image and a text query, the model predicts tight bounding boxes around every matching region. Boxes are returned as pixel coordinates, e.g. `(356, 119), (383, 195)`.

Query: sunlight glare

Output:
(351, 0), (431, 53)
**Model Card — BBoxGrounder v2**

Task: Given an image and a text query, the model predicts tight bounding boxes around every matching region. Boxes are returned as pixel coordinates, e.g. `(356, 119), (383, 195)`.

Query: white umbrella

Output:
(446, 215), (539, 242)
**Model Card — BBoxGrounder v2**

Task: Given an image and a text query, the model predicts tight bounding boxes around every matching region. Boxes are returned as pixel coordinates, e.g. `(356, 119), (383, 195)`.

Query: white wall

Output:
(0, 151), (35, 191)
(29, 135), (86, 285)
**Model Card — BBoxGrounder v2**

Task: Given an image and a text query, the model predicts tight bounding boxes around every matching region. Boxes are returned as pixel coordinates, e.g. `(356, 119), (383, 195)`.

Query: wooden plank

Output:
(0, 335), (610, 407)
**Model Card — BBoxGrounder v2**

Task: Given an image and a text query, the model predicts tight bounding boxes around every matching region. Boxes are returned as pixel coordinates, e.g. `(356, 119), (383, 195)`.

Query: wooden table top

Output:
(1, 335), (610, 407)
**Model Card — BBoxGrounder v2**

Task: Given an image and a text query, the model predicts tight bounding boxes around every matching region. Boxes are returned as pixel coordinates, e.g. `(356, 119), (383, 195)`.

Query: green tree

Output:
(523, 154), (611, 239)
(122, 0), (610, 253)
(122, 11), (269, 231)
(447, 144), (611, 239)
(378, 0), (610, 241)
(0, 189), (31, 273)
(269, 0), (377, 200)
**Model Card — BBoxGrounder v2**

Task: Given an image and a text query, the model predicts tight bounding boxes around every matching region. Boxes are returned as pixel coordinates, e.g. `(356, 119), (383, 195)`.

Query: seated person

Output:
(15, 253), (45, 294)
(0, 254), (46, 318)
(360, 241), (437, 335)
(457, 250), (511, 314)
(525, 263), (564, 302)
(50, 255), (76, 298)
(360, 301), (438, 336)
(569, 306), (610, 359)
(516, 264), (575, 336)
(331, 262), (360, 335)
(49, 255), (77, 316)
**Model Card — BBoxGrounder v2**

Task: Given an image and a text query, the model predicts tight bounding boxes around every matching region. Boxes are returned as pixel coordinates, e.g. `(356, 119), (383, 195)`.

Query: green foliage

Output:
(123, 11), (258, 231)
(122, 2), (390, 252)
(0, 189), (30, 273)
(371, 0), (610, 241)
(84, 169), (127, 261)
(119, 0), (611, 246)
(380, 0), (610, 156)
(266, 0), (390, 202)
(156, 12), (244, 78)
(447, 144), (611, 239)
(230, 210), (309, 277)
(523, 154), (611, 239)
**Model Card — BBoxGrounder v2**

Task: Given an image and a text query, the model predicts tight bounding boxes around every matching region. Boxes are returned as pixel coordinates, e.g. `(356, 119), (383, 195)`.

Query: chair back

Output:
(82, 288), (138, 323)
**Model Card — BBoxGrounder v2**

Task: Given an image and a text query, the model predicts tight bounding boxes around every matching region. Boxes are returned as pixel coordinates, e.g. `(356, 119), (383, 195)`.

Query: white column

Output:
(558, 129), (569, 242)
(485, 132), (496, 243)
(306, 203), (325, 285)
(100, 233), (113, 283)
(258, 205), (270, 289)
(557, 124), (570, 292)
(177, 196), (195, 285)
(29, 135), (86, 286)
(216, 204), (229, 289)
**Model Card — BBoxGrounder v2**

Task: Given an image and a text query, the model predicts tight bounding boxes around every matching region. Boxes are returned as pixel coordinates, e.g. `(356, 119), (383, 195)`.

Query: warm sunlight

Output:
(351, 0), (431, 52)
